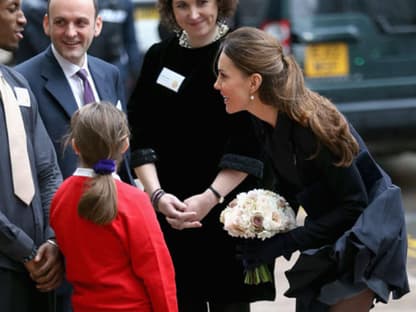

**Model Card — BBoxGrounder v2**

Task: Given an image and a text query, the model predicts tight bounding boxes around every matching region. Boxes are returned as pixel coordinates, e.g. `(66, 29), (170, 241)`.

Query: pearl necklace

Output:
(178, 23), (229, 48)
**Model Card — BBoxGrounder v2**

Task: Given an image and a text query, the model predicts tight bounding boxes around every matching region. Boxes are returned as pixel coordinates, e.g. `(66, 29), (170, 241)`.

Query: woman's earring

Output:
(250, 95), (254, 101)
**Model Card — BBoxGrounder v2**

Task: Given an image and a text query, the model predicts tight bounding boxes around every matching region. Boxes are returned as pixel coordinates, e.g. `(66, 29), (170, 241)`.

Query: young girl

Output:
(214, 27), (409, 311)
(50, 102), (178, 312)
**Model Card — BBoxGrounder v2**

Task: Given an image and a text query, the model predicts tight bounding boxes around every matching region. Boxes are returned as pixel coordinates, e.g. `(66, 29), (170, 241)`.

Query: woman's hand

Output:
(158, 192), (202, 230)
(236, 232), (296, 269)
(183, 188), (219, 222)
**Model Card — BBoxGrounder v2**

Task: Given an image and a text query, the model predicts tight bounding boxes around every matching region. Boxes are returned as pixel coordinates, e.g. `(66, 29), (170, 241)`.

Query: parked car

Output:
(236, 0), (416, 155)
(132, 0), (160, 54)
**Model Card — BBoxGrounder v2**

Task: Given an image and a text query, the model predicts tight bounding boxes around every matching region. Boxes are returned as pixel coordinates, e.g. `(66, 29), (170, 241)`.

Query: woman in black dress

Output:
(127, 1), (275, 311)
(214, 26), (410, 311)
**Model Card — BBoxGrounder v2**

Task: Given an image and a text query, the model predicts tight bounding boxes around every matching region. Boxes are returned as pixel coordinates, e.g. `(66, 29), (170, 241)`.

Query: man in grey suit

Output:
(15, 0), (135, 311)
(0, 0), (64, 311)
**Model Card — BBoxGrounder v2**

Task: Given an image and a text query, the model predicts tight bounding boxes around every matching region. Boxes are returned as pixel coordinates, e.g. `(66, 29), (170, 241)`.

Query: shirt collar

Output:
(51, 44), (90, 78)
(73, 167), (121, 180)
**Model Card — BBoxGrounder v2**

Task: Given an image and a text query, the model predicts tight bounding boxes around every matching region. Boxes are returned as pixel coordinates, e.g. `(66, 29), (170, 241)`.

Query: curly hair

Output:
(157, 0), (239, 31)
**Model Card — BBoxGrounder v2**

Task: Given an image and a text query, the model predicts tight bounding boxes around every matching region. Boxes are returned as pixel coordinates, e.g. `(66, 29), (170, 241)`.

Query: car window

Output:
(291, 0), (416, 30)
(250, 0), (416, 155)
(234, 0), (271, 28)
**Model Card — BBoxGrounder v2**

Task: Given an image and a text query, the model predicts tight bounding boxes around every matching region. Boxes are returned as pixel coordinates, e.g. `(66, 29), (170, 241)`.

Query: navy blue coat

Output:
(253, 113), (409, 308)
(15, 47), (134, 183)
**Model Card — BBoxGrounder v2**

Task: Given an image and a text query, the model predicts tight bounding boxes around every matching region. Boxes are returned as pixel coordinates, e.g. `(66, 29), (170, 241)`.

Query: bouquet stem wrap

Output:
(244, 263), (273, 285)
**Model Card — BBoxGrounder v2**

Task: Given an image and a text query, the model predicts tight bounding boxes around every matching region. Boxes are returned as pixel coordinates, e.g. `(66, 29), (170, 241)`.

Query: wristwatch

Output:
(208, 185), (224, 204)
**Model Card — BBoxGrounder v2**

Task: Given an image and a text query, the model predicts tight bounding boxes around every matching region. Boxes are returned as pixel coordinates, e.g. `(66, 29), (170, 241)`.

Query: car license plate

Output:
(134, 6), (159, 20)
(133, 6), (160, 52)
(304, 42), (349, 77)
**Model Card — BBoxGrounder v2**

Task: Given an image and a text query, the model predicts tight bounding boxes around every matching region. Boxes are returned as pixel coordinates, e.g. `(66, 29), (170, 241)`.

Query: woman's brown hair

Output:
(157, 0), (239, 31)
(219, 27), (359, 166)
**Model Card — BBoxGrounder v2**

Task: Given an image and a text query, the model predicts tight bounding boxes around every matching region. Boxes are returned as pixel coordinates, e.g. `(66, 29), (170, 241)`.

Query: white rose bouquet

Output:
(220, 189), (297, 284)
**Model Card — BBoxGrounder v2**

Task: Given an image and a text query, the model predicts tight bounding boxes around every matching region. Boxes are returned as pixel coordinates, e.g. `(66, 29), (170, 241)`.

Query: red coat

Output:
(50, 174), (178, 312)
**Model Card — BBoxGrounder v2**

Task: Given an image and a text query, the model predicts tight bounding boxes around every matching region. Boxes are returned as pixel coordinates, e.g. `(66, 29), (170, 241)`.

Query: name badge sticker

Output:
(156, 67), (185, 93)
(14, 87), (31, 107)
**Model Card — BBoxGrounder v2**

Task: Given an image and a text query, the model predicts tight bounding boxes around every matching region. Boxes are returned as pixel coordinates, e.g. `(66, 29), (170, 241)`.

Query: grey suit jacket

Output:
(15, 46), (134, 183)
(0, 64), (62, 271)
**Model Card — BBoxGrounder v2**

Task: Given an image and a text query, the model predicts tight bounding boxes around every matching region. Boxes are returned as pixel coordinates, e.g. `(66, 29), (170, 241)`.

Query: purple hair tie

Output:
(93, 159), (116, 175)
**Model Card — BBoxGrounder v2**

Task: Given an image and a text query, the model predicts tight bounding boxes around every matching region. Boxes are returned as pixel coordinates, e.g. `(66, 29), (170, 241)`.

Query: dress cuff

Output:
(130, 148), (158, 168)
(219, 153), (264, 178)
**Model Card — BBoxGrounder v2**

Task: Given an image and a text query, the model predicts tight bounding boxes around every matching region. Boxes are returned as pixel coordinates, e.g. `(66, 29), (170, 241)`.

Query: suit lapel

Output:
(41, 48), (78, 118)
(88, 57), (113, 103)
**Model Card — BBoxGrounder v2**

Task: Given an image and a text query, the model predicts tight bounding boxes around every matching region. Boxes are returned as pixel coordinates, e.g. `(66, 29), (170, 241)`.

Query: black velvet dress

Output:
(127, 34), (275, 306)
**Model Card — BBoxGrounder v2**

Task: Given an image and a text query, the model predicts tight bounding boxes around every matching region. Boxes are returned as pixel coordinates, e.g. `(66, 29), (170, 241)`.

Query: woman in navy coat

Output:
(214, 27), (409, 311)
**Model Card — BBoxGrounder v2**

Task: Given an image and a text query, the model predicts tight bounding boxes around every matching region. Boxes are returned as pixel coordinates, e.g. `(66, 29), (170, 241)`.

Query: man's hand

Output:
(24, 241), (64, 292)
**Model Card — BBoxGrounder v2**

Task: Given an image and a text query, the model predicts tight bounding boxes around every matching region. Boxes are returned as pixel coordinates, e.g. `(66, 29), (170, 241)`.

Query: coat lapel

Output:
(41, 48), (78, 118)
(88, 57), (113, 103)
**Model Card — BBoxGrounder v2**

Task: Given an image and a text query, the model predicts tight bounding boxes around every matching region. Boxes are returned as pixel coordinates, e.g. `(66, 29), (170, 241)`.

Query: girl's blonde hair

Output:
(66, 102), (130, 224)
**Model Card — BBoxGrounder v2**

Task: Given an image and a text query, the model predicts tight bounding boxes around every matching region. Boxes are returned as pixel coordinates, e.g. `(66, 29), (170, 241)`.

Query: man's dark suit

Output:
(15, 46), (135, 312)
(15, 46), (134, 183)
